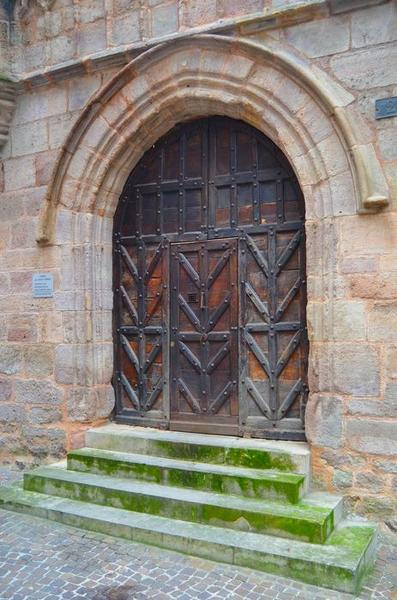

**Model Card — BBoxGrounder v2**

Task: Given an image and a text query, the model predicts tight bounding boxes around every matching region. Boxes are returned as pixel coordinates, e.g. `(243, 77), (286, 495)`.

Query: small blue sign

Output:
(375, 97), (397, 120)
(32, 273), (54, 298)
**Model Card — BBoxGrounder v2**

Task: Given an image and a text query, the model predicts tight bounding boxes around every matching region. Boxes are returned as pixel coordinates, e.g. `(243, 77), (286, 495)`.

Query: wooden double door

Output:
(113, 116), (308, 440)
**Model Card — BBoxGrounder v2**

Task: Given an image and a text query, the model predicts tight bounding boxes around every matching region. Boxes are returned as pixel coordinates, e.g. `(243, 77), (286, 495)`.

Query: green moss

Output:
(225, 448), (295, 471)
(68, 450), (304, 504)
(235, 550), (357, 593)
(134, 441), (297, 472)
(23, 472), (331, 544)
(329, 525), (376, 555)
(152, 441), (226, 463)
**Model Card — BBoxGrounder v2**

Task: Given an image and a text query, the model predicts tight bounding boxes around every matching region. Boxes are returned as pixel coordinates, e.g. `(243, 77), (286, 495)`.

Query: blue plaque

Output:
(32, 273), (54, 298)
(375, 97), (397, 120)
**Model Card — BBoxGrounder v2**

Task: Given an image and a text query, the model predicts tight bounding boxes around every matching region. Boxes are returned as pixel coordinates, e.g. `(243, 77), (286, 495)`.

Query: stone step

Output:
(68, 447), (305, 504)
(86, 425), (311, 477)
(23, 463), (340, 543)
(0, 485), (377, 595)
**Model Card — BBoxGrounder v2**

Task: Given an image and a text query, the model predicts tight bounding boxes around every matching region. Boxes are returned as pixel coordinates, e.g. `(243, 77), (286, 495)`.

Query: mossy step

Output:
(0, 485), (377, 594)
(86, 425), (310, 476)
(23, 464), (338, 543)
(68, 448), (305, 504)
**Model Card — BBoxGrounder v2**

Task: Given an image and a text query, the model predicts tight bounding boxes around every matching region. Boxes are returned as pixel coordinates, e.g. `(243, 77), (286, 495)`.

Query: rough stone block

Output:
(333, 469), (352, 490)
(385, 346), (397, 379)
(285, 15), (350, 58)
(11, 120), (48, 157)
(35, 151), (57, 186)
(340, 256), (378, 274)
(374, 459), (397, 474)
(67, 386), (114, 422)
(22, 426), (66, 458)
(0, 346), (23, 375)
(369, 302), (397, 342)
(55, 343), (112, 385)
(62, 312), (93, 344)
(68, 73), (102, 112)
(28, 406), (62, 424)
(349, 274), (397, 300)
(359, 495), (396, 519)
(0, 404), (25, 424)
(4, 157), (35, 191)
(332, 301), (366, 341)
(21, 42), (47, 72)
(113, 0), (135, 13)
(384, 383), (397, 416)
(37, 312), (64, 345)
(10, 272), (32, 294)
(111, 11), (141, 46)
(218, 0), (263, 18)
(296, 102), (334, 145)
(49, 34), (77, 65)
(347, 399), (386, 417)
(321, 450), (366, 469)
(48, 113), (79, 150)
(305, 395), (342, 449)
(346, 419), (397, 455)
(0, 274), (10, 296)
(181, 0), (217, 27)
(328, 171), (356, 216)
(7, 314), (38, 343)
(316, 134), (350, 177)
(24, 345), (54, 378)
(339, 214), (397, 256)
(333, 345), (380, 396)
(351, 2), (397, 48)
(11, 219), (38, 249)
(15, 380), (63, 405)
(0, 378), (12, 401)
(78, 19), (107, 55)
(378, 127), (397, 162)
(15, 86), (68, 125)
(77, 0), (106, 24)
(0, 193), (25, 222)
(151, 2), (178, 37)
(36, 10), (63, 38)
(331, 45), (397, 90)
(355, 472), (383, 492)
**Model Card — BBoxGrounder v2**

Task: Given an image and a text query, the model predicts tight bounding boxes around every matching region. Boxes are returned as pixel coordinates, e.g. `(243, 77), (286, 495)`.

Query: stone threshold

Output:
(11, 0), (386, 90)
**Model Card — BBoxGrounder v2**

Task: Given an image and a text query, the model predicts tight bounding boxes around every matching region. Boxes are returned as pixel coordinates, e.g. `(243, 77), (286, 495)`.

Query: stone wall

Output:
(0, 0), (396, 532)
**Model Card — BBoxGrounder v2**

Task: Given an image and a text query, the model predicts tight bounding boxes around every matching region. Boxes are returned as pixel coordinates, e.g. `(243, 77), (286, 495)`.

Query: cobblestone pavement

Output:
(0, 470), (396, 600)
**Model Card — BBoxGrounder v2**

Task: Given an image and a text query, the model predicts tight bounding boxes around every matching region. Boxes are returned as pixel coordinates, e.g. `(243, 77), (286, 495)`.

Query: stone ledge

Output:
(11, 0), (386, 89)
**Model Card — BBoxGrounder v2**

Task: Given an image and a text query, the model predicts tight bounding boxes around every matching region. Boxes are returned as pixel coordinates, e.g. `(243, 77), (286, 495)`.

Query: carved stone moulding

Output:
(16, 0), (55, 19)
(0, 78), (16, 149)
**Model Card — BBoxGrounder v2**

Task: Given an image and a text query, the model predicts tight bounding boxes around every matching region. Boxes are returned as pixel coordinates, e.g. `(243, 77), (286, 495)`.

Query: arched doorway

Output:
(113, 116), (308, 440)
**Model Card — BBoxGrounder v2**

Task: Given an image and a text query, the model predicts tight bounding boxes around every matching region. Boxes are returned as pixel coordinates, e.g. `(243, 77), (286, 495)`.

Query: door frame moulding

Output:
(34, 34), (390, 429)
(37, 34), (388, 247)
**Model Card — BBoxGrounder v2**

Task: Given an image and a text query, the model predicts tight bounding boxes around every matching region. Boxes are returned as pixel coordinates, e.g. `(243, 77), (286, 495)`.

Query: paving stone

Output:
(0, 466), (395, 600)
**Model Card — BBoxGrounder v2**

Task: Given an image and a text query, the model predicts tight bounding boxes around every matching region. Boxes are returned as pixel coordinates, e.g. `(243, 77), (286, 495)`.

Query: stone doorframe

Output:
(36, 34), (389, 444)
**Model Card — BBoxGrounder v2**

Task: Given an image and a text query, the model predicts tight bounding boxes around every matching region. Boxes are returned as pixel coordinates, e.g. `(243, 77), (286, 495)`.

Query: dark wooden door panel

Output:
(113, 239), (169, 426)
(170, 239), (239, 433)
(240, 226), (308, 439)
(113, 116), (308, 439)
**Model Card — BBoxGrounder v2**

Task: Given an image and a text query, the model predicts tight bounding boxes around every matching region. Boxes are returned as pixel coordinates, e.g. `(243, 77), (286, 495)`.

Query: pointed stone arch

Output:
(38, 34), (388, 246)
(42, 34), (389, 432)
